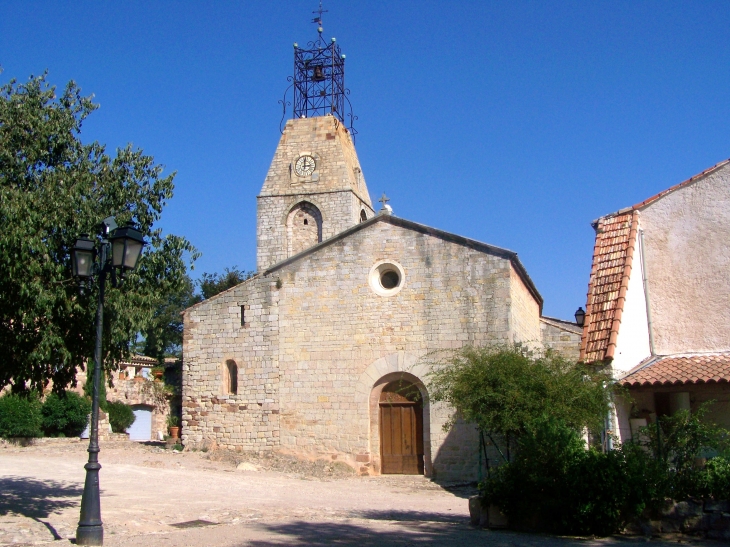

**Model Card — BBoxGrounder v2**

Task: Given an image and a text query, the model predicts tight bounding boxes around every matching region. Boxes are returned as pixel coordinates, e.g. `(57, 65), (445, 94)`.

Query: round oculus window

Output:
(380, 270), (400, 289)
(368, 261), (405, 296)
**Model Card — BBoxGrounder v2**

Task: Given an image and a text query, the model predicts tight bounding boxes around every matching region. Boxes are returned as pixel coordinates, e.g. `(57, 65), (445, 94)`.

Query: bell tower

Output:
(256, 6), (373, 272)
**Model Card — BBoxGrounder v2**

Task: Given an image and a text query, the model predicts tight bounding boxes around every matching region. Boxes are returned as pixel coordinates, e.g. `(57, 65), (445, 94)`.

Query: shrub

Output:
(0, 392), (43, 438)
(483, 417), (664, 536)
(428, 344), (614, 459)
(702, 455), (730, 500)
(105, 401), (135, 433)
(41, 391), (91, 437)
(639, 403), (730, 500)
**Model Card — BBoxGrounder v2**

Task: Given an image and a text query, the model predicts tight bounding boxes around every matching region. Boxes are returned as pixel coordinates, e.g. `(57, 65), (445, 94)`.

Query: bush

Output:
(41, 391), (91, 437)
(428, 344), (614, 459)
(0, 392), (43, 438)
(483, 417), (664, 536)
(702, 455), (730, 500)
(105, 401), (135, 433)
(639, 403), (730, 500)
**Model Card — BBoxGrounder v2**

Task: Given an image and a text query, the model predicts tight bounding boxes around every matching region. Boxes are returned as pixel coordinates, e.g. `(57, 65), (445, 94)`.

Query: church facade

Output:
(181, 24), (558, 480)
(181, 113), (546, 479)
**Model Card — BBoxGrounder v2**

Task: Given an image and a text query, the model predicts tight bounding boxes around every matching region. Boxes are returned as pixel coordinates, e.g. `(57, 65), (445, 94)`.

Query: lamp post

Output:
(71, 217), (145, 546)
(574, 306), (586, 327)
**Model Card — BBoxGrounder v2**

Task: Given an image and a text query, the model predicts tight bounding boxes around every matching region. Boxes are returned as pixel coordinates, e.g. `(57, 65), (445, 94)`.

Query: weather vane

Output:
(312, 0), (328, 31)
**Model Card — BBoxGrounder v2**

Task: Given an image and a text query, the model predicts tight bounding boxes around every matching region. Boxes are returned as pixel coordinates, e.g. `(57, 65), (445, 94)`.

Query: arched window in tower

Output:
(360, 209), (367, 223)
(286, 201), (323, 256)
(224, 359), (238, 395)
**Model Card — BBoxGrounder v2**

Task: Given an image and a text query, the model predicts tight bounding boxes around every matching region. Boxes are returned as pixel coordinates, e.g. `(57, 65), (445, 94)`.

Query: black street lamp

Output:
(71, 217), (145, 546)
(574, 306), (586, 327)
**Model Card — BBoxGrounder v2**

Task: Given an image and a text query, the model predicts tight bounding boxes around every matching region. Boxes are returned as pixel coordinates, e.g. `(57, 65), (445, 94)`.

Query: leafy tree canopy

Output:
(199, 267), (254, 300)
(427, 343), (614, 453)
(142, 273), (200, 361)
(0, 72), (198, 394)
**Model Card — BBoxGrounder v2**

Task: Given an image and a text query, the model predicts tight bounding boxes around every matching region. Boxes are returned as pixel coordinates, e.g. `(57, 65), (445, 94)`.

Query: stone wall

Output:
(256, 116), (374, 271)
(628, 499), (730, 540)
(183, 217), (542, 481)
(540, 317), (582, 360)
(509, 268), (542, 346)
(182, 275), (281, 451)
(257, 191), (361, 270)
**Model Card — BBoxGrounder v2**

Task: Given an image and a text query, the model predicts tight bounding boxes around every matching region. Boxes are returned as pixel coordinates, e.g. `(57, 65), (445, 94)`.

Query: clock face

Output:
(294, 155), (316, 177)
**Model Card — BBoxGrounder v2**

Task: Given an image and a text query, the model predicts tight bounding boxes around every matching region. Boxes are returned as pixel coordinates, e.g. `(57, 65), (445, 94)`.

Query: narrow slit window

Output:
(225, 360), (238, 395)
(240, 305), (245, 327)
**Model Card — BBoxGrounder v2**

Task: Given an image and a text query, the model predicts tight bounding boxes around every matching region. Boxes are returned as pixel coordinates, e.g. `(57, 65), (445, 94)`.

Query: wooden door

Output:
(379, 380), (424, 474)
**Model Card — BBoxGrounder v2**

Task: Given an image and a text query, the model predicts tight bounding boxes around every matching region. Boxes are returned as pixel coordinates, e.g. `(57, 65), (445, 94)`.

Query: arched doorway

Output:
(379, 379), (424, 474)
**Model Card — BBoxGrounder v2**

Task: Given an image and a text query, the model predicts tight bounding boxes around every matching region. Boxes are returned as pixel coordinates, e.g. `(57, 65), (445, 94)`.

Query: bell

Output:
(312, 66), (325, 82)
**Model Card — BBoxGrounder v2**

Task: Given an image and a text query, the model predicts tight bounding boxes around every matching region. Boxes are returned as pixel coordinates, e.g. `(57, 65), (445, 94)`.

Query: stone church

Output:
(181, 20), (576, 480)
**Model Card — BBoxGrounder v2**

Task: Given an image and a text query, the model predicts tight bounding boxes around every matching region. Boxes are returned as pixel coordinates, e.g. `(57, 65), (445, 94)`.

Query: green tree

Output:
(427, 343), (614, 459)
(143, 273), (201, 361)
(0, 72), (198, 394)
(198, 266), (254, 299)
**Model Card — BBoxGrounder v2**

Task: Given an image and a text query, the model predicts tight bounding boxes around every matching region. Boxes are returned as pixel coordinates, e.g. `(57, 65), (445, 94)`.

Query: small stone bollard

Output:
(468, 496), (508, 528)
(468, 496), (482, 526)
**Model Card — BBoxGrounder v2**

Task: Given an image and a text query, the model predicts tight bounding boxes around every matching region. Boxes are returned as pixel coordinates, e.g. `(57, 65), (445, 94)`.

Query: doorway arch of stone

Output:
(354, 352), (432, 476)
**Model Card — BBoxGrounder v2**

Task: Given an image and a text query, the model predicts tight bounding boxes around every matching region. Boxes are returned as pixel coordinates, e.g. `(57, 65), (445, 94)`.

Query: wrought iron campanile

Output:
(280, 3), (357, 136)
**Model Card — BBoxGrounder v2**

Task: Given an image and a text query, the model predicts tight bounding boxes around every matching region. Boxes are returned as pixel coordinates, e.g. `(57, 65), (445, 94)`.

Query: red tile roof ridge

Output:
(632, 158), (730, 210)
(579, 210), (639, 363)
(592, 159), (730, 225)
(604, 210), (639, 361)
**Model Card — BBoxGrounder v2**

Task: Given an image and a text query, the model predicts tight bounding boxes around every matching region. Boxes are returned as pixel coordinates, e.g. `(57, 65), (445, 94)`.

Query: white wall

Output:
(639, 164), (730, 354)
(612, 230), (651, 374)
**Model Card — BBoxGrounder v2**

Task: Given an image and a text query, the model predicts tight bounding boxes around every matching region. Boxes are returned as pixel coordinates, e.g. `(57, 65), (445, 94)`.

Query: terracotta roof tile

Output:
(579, 211), (638, 362)
(621, 354), (730, 387)
(579, 158), (730, 364)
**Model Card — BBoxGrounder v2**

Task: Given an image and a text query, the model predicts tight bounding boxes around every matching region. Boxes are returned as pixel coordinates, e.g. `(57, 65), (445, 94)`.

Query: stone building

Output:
(74, 355), (181, 442)
(181, 23), (576, 480)
(579, 159), (730, 441)
(540, 317), (582, 361)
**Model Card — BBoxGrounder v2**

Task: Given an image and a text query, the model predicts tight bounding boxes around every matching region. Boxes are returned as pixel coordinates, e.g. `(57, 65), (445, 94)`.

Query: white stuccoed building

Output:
(580, 159), (730, 442)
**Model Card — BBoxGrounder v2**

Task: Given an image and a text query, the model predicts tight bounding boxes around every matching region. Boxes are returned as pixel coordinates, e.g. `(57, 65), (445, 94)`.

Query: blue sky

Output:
(2, 1), (728, 320)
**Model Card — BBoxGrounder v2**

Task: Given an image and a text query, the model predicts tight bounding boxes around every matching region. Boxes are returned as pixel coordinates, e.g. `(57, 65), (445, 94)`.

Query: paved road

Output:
(0, 440), (716, 546)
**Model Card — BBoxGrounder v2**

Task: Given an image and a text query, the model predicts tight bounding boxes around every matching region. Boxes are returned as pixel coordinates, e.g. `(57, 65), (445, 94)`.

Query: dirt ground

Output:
(0, 438), (721, 546)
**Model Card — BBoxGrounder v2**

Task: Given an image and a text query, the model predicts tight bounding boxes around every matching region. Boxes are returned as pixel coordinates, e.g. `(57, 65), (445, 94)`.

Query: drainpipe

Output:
(604, 408), (614, 452)
(638, 229), (656, 356)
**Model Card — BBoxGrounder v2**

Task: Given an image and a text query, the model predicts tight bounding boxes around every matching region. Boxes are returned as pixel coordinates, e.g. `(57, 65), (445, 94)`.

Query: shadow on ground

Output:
(238, 516), (603, 547)
(0, 476), (82, 519)
(350, 509), (468, 524)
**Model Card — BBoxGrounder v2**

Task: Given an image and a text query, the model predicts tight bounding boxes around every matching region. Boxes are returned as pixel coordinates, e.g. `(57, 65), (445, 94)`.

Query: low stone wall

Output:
(468, 496), (730, 540)
(628, 499), (730, 540)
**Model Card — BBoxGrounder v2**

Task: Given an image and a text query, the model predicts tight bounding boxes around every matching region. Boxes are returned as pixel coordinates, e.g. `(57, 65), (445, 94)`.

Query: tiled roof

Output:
(118, 355), (180, 367)
(579, 210), (639, 362)
(621, 354), (730, 387)
(579, 157), (730, 364)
